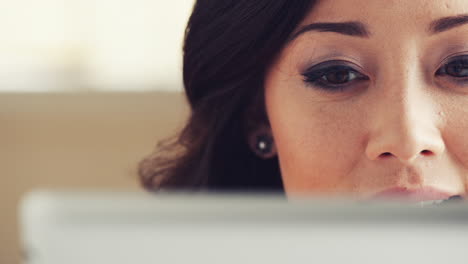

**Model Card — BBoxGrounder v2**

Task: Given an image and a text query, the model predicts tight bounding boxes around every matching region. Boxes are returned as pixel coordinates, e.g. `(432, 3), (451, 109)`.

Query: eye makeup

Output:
(434, 54), (468, 90)
(436, 54), (468, 78)
(300, 52), (468, 93)
(301, 60), (370, 92)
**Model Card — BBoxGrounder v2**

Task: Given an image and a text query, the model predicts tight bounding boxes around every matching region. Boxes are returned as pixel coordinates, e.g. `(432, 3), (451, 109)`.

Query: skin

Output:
(262, 0), (468, 199)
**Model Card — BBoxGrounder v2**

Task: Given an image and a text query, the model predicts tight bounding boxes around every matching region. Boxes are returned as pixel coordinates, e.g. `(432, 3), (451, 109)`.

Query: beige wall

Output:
(0, 91), (188, 263)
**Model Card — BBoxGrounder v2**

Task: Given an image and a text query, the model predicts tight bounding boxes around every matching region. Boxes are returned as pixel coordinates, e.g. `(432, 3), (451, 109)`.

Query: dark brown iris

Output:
(445, 60), (468, 77)
(325, 69), (351, 84)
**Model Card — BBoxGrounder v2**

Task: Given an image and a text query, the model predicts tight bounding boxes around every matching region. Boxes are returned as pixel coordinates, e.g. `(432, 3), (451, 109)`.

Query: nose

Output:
(365, 79), (445, 165)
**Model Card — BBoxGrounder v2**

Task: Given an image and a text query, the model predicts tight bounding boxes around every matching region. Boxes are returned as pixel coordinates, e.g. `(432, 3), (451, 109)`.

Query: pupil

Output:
(326, 70), (349, 84)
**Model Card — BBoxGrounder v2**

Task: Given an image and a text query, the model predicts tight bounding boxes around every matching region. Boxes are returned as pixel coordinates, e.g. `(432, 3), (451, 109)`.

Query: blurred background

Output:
(0, 0), (194, 262)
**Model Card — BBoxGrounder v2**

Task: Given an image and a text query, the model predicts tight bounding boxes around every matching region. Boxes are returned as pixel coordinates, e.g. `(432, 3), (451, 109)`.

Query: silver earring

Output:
(256, 134), (273, 155)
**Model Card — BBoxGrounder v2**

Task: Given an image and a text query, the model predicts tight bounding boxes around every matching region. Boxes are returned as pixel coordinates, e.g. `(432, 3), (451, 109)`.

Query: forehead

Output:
(302, 0), (468, 28)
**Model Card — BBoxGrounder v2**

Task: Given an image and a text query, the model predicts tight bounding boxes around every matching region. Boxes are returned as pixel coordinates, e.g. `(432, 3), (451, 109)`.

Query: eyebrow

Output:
(289, 14), (468, 43)
(429, 15), (468, 34)
(288, 21), (370, 42)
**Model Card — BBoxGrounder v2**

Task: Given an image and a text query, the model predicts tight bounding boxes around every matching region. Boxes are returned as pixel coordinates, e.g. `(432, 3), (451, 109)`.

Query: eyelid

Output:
(302, 60), (366, 75)
(435, 52), (468, 73)
(302, 60), (370, 92)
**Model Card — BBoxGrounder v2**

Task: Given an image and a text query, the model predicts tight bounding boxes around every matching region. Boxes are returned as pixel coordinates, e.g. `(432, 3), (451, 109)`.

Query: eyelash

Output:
(436, 55), (468, 82)
(302, 55), (468, 92)
(302, 61), (369, 92)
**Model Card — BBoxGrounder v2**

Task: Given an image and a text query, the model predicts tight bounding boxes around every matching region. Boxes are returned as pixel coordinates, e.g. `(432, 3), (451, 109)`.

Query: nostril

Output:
(377, 150), (434, 160)
(421, 150), (433, 156)
(380, 152), (392, 158)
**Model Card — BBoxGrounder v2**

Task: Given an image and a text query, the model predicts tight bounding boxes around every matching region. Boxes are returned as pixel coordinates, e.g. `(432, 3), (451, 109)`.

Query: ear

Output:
(242, 88), (276, 159)
(247, 124), (277, 159)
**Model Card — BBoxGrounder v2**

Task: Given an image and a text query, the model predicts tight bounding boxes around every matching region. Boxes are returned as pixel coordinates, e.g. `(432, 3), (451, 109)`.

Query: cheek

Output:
(265, 80), (366, 195)
(443, 103), (468, 175)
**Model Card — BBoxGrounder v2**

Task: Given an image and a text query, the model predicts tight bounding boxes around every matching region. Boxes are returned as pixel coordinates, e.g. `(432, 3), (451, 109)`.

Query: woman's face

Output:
(264, 0), (468, 200)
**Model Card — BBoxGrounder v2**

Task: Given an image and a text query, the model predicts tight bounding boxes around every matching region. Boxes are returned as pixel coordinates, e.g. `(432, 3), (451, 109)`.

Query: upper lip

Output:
(372, 186), (454, 202)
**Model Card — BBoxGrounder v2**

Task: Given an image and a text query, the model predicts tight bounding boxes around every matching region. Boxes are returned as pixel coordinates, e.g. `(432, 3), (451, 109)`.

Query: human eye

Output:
(436, 55), (468, 84)
(301, 60), (369, 92)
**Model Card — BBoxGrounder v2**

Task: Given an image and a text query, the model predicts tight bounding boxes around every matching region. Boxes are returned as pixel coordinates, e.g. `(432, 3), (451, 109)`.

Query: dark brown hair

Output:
(139, 0), (316, 191)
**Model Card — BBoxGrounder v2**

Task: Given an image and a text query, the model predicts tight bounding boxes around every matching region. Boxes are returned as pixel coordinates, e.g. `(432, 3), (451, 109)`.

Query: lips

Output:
(372, 186), (454, 202)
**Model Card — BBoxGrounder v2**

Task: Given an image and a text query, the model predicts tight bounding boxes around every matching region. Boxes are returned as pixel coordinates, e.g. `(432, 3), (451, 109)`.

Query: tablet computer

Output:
(20, 190), (468, 264)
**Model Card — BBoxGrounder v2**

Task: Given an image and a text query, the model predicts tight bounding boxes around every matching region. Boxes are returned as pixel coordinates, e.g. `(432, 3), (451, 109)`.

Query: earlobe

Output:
(248, 126), (277, 159)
